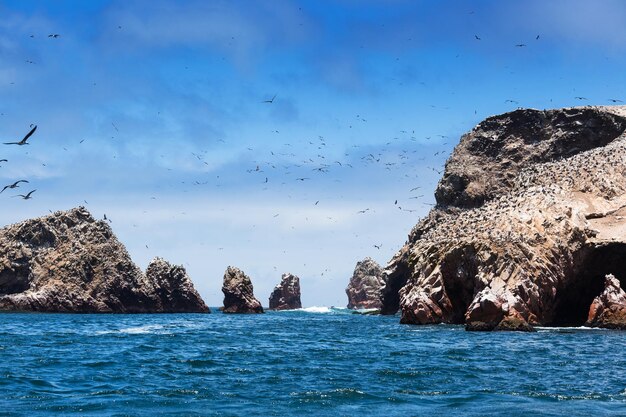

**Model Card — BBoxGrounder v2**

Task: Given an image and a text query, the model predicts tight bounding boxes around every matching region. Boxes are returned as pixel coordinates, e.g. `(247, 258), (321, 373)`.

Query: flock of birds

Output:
(1, 125), (37, 200)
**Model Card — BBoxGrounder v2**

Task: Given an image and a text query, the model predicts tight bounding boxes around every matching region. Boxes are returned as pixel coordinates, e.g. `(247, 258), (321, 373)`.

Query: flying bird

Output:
(474, 35), (481, 40)
(515, 44), (526, 47)
(48, 34), (60, 38)
(608, 98), (623, 103)
(262, 94), (277, 104)
(1, 180), (28, 193)
(574, 96), (587, 100)
(4, 125), (37, 145)
(13, 189), (36, 200)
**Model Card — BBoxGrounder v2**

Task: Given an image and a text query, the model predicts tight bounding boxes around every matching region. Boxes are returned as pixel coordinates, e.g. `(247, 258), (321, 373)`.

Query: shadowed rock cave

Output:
(440, 247), (477, 324)
(551, 242), (626, 327)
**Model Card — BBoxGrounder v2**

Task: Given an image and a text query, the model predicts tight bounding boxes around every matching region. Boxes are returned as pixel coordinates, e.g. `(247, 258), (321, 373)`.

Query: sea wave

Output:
(300, 306), (334, 313)
(534, 326), (607, 332)
(298, 306), (369, 315)
(96, 324), (166, 335)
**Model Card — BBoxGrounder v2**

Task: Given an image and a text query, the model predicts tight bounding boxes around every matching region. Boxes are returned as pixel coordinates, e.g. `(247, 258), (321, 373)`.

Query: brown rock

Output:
(0, 207), (209, 313)
(382, 106), (626, 330)
(145, 257), (210, 313)
(222, 266), (263, 314)
(346, 257), (384, 310)
(269, 273), (301, 310)
(585, 274), (626, 329)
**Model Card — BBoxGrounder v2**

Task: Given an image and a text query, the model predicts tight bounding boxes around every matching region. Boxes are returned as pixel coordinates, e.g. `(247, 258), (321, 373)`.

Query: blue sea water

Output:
(0, 308), (624, 416)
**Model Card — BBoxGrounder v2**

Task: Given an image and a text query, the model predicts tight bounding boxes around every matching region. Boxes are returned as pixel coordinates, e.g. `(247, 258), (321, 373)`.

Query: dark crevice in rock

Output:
(440, 247), (478, 324)
(0, 265), (31, 295)
(552, 242), (626, 326)
(380, 260), (409, 315)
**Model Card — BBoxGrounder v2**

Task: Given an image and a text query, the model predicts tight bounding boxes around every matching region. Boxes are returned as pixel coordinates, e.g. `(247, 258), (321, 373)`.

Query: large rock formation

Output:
(0, 207), (209, 313)
(382, 106), (626, 330)
(269, 273), (301, 310)
(585, 274), (626, 329)
(222, 266), (264, 313)
(346, 258), (385, 309)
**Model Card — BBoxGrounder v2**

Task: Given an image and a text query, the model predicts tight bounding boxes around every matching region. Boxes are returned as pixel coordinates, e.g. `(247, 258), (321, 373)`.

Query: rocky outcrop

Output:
(0, 207), (209, 313)
(585, 274), (626, 329)
(145, 257), (210, 313)
(222, 266), (263, 313)
(269, 273), (301, 310)
(382, 106), (626, 330)
(346, 258), (384, 310)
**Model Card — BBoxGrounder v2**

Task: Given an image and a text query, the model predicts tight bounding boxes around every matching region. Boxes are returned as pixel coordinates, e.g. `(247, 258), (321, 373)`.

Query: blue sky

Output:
(2, 0), (626, 307)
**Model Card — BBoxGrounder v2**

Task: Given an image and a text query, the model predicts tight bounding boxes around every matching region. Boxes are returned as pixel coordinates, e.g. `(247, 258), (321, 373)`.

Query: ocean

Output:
(0, 308), (624, 416)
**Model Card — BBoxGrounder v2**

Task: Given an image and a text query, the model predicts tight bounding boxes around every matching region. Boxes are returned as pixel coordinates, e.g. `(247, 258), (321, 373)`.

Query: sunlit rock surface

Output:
(382, 106), (626, 331)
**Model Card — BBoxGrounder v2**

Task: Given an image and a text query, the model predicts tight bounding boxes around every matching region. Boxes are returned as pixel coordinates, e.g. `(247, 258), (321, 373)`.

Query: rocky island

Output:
(222, 266), (264, 313)
(0, 207), (209, 313)
(346, 257), (384, 310)
(382, 106), (626, 331)
(269, 273), (301, 310)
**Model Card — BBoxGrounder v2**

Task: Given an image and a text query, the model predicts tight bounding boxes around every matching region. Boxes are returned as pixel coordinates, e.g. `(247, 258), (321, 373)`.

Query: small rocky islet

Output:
(345, 257), (384, 310)
(0, 206), (208, 313)
(269, 273), (302, 311)
(221, 266), (264, 314)
(1, 106), (626, 331)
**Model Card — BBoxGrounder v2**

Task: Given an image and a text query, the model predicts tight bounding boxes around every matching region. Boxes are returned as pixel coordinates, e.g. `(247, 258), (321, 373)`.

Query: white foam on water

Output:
(120, 324), (165, 334)
(535, 326), (606, 332)
(300, 306), (332, 313)
(95, 324), (166, 335)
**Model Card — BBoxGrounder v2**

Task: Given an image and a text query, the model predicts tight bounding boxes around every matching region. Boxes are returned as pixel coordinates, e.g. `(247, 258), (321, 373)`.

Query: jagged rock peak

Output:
(346, 257), (384, 310)
(585, 274), (626, 329)
(145, 257), (210, 313)
(0, 207), (209, 313)
(222, 266), (264, 314)
(268, 273), (302, 310)
(382, 106), (626, 331)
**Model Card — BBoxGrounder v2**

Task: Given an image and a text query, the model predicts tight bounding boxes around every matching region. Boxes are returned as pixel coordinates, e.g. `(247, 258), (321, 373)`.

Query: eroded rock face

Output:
(382, 106), (626, 330)
(0, 207), (209, 313)
(585, 274), (626, 329)
(269, 273), (301, 310)
(346, 258), (384, 309)
(222, 266), (264, 314)
(145, 257), (210, 313)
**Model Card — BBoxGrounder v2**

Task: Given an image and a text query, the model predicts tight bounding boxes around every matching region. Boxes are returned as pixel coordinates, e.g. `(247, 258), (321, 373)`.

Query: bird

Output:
(4, 125), (37, 145)
(536, 35), (540, 40)
(0, 159), (7, 164)
(262, 94), (276, 104)
(13, 189), (36, 200)
(574, 96), (587, 100)
(608, 98), (623, 103)
(515, 43), (526, 47)
(48, 34), (60, 38)
(474, 35), (481, 40)
(1, 180), (28, 193)
(373, 244), (382, 249)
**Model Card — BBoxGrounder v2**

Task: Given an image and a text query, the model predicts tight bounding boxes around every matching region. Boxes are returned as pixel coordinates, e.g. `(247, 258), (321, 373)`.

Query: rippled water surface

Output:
(0, 309), (624, 416)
